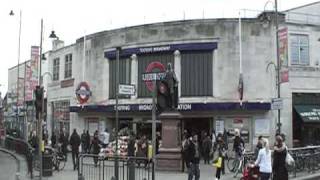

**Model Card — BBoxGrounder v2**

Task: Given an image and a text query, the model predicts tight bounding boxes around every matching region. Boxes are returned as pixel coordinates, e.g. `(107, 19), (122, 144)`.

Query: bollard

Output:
(78, 174), (85, 180)
(15, 172), (20, 180)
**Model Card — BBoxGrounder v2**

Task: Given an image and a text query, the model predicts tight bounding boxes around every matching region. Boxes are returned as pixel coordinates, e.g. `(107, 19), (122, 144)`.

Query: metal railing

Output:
(243, 146), (320, 178)
(78, 154), (154, 180)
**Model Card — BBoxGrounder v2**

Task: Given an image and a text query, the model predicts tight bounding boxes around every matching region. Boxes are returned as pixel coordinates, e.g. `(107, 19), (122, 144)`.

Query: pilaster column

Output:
(174, 50), (181, 97)
(131, 54), (138, 99)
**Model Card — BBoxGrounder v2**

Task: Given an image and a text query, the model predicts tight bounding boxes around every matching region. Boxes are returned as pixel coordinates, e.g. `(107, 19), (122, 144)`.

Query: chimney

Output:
(52, 39), (64, 50)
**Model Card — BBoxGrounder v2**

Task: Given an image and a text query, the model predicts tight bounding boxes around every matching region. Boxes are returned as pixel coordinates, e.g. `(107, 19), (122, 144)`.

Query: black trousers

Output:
(72, 150), (79, 170)
(216, 167), (221, 179)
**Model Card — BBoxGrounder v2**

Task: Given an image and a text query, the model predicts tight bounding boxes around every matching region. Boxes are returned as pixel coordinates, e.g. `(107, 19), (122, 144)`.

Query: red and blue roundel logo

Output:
(144, 61), (166, 92)
(76, 82), (92, 104)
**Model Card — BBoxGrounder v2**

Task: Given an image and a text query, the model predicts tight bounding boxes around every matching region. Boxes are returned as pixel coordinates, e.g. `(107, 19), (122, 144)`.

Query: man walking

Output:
(99, 128), (110, 148)
(70, 129), (81, 170)
(186, 134), (200, 180)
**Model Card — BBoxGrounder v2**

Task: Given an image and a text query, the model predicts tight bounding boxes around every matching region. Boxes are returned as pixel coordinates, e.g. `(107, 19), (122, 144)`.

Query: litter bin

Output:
(42, 149), (53, 177)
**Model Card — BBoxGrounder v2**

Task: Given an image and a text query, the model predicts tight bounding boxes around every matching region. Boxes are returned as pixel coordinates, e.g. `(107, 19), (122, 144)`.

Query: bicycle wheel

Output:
(233, 159), (243, 178)
(227, 158), (238, 173)
(57, 155), (66, 171)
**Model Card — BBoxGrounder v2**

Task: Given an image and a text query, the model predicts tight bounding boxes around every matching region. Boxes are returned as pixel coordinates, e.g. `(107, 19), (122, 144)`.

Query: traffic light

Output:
(34, 86), (44, 119)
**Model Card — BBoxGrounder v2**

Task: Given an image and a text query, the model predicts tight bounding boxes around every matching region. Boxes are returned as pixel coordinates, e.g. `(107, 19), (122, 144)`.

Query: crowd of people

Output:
(25, 126), (291, 180)
(181, 129), (290, 180)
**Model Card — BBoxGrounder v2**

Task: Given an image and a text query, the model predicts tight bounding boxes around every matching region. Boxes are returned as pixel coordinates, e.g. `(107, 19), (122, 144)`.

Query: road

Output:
(0, 151), (18, 180)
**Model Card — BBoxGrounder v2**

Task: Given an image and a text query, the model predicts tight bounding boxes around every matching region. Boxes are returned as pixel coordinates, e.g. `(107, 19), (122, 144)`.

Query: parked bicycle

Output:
(51, 145), (66, 171)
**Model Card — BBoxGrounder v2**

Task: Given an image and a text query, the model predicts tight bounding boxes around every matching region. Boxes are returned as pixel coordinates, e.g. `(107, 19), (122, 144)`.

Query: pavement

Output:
(1, 148), (320, 180)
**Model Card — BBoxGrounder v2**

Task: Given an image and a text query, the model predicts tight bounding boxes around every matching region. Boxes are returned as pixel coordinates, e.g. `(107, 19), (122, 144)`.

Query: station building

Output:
(33, 1), (320, 157)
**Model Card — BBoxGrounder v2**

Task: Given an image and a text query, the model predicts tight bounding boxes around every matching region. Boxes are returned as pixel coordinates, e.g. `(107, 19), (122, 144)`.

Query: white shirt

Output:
(255, 148), (272, 173)
(100, 132), (110, 145)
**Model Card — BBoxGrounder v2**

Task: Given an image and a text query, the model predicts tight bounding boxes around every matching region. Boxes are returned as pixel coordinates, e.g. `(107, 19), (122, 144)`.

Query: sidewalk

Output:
(2, 149), (320, 180)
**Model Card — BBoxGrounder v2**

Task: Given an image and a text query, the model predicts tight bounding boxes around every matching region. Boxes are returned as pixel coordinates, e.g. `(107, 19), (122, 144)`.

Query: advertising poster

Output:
(278, 27), (289, 83)
(25, 46), (39, 101)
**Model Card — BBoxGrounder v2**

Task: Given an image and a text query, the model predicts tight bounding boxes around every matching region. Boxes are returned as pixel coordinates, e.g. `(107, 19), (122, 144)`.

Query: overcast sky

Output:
(0, 0), (319, 96)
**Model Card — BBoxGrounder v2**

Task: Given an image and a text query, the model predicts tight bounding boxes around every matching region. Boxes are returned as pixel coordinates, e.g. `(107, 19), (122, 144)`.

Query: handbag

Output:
(286, 151), (295, 166)
(212, 157), (222, 168)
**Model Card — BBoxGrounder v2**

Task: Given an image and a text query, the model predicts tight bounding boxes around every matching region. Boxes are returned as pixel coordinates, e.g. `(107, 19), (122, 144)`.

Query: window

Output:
(290, 34), (309, 65)
(109, 58), (131, 98)
(53, 58), (60, 81)
(181, 51), (213, 96)
(64, 54), (72, 78)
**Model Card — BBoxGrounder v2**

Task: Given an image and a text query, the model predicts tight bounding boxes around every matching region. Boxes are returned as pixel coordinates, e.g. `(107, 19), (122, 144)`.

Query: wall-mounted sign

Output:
(119, 84), (135, 95)
(75, 82), (92, 104)
(142, 61), (166, 92)
(271, 98), (283, 110)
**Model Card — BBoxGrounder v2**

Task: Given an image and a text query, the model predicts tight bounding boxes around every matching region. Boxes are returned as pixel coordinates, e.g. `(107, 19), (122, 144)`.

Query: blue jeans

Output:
(260, 172), (271, 180)
(188, 163), (200, 180)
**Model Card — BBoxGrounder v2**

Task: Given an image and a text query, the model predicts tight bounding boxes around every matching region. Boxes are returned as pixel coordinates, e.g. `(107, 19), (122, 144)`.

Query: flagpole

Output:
(83, 31), (86, 81)
(238, 10), (243, 106)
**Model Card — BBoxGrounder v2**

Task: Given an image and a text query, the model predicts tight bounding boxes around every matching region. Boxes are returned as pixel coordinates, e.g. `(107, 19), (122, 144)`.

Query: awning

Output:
(294, 105), (320, 123)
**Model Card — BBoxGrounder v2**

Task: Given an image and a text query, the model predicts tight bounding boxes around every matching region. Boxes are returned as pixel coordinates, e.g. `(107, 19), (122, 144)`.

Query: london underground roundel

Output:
(76, 82), (92, 104)
(144, 61), (165, 92)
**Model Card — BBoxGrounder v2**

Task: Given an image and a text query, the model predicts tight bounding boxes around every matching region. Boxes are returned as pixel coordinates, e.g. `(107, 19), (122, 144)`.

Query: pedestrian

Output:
(70, 129), (81, 170)
(156, 132), (161, 154)
(273, 135), (288, 180)
(59, 131), (69, 161)
(211, 130), (216, 160)
(213, 136), (226, 180)
(127, 132), (136, 157)
(136, 134), (148, 167)
(222, 129), (228, 150)
(202, 135), (212, 164)
(85, 130), (91, 153)
(99, 128), (110, 148)
(254, 136), (263, 160)
(215, 134), (226, 175)
(26, 145), (34, 179)
(81, 130), (87, 154)
(51, 131), (57, 148)
(90, 131), (101, 167)
(182, 131), (190, 172)
(233, 129), (245, 160)
(252, 138), (272, 180)
(186, 134), (200, 180)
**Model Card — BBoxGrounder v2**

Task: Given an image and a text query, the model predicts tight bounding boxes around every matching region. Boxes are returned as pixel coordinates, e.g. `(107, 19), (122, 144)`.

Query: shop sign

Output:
(75, 82), (92, 104)
(271, 98), (283, 110)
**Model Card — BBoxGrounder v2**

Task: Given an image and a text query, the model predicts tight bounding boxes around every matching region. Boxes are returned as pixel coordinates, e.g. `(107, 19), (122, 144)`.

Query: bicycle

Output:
(227, 148), (246, 178)
(51, 145), (66, 171)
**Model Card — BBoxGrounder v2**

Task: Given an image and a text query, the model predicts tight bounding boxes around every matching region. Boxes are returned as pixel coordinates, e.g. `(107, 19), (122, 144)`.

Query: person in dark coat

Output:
(273, 135), (288, 180)
(90, 131), (101, 167)
(136, 135), (148, 167)
(51, 132), (57, 148)
(156, 132), (161, 155)
(215, 135), (227, 176)
(254, 136), (263, 160)
(186, 134), (200, 180)
(59, 131), (69, 161)
(70, 129), (81, 170)
(202, 135), (212, 164)
(85, 130), (91, 153)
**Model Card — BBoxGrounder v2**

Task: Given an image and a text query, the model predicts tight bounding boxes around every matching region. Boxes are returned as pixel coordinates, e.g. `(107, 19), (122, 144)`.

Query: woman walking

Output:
(273, 135), (288, 180)
(252, 138), (272, 180)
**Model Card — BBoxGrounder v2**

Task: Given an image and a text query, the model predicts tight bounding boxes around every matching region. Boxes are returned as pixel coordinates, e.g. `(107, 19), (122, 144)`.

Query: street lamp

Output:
(9, 9), (22, 136)
(262, 0), (281, 134)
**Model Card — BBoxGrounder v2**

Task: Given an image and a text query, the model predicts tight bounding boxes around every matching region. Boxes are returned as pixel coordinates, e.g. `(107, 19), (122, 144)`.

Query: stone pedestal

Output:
(156, 111), (182, 171)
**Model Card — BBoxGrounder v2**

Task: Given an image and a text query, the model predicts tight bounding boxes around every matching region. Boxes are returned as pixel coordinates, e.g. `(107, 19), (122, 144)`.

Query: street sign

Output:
(271, 98), (283, 110)
(119, 84), (136, 95)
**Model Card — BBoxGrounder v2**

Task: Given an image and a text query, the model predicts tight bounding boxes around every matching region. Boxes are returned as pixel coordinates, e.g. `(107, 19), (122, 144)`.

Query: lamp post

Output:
(9, 9), (22, 136)
(274, 0), (281, 134)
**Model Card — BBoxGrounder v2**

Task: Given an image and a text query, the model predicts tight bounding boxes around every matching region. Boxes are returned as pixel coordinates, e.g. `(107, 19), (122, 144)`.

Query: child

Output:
(213, 135), (226, 180)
